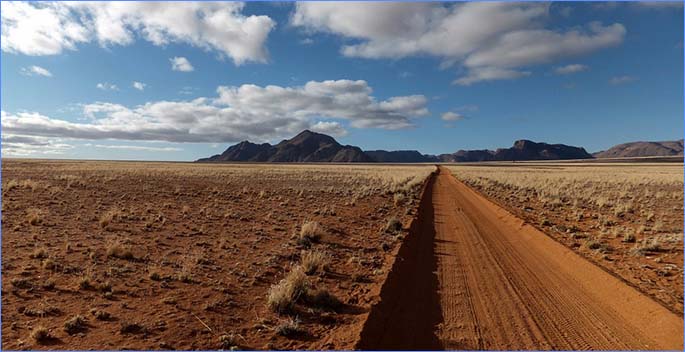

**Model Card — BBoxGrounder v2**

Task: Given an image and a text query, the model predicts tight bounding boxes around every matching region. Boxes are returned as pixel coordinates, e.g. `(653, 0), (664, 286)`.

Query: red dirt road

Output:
(357, 166), (683, 350)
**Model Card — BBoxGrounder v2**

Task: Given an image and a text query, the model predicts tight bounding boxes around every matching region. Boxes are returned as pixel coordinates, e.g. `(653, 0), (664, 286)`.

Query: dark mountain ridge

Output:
(196, 130), (372, 163)
(197, 131), (596, 163)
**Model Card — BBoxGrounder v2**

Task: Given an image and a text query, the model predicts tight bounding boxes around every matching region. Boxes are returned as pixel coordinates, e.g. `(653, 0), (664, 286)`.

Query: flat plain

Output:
(1, 159), (433, 350)
(2, 159), (683, 350)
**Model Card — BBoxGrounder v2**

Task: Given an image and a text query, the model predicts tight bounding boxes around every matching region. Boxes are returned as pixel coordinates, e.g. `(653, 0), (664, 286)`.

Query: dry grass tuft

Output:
(99, 209), (120, 229)
(385, 217), (402, 233)
(27, 208), (43, 226)
(630, 237), (661, 256)
(301, 249), (328, 275)
(218, 333), (238, 349)
(31, 326), (52, 344)
(63, 315), (87, 334)
(267, 266), (309, 314)
(30, 247), (48, 259)
(90, 308), (112, 321)
(274, 317), (302, 337)
(106, 239), (134, 260)
(298, 221), (324, 246)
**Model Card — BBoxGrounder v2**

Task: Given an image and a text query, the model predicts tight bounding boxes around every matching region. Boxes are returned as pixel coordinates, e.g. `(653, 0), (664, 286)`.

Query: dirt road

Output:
(357, 166), (683, 350)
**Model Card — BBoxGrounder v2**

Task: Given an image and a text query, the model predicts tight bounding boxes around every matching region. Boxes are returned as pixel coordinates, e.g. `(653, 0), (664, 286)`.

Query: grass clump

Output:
(274, 317), (303, 337)
(30, 247), (48, 259)
(297, 221), (324, 247)
(63, 315), (87, 334)
(90, 308), (112, 321)
(31, 326), (52, 344)
(630, 237), (661, 256)
(622, 232), (636, 243)
(385, 217), (402, 233)
(106, 239), (134, 260)
(219, 334), (238, 349)
(267, 266), (309, 314)
(301, 249), (328, 275)
(11, 278), (32, 289)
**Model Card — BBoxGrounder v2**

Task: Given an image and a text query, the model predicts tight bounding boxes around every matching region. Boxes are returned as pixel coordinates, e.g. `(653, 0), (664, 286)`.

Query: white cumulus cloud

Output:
(2, 80), (429, 144)
(1, 2), (275, 65)
(292, 2), (626, 85)
(309, 121), (348, 137)
(170, 57), (194, 72)
(132, 81), (146, 91)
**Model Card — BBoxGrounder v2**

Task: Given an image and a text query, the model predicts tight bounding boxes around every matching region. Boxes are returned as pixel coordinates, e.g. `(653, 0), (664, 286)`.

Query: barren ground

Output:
(2, 159), (433, 350)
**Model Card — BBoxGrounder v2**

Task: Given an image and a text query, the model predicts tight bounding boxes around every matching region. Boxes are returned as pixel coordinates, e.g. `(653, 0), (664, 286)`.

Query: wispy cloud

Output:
(86, 144), (182, 152)
(96, 82), (119, 91)
(609, 75), (637, 85)
(554, 64), (588, 75)
(20, 65), (52, 77)
(441, 112), (465, 121)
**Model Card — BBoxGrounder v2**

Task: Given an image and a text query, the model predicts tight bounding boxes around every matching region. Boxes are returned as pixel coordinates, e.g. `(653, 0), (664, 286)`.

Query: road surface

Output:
(357, 166), (683, 350)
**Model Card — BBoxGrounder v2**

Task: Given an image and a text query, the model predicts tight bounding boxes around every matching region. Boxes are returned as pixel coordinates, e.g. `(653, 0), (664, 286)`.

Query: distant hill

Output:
(197, 130), (372, 162)
(365, 150), (438, 163)
(197, 132), (593, 163)
(594, 139), (684, 158)
(438, 140), (593, 162)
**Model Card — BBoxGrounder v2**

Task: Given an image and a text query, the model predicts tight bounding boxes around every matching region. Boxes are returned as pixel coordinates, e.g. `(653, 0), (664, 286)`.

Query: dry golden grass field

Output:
(1, 159), (434, 350)
(448, 162), (684, 314)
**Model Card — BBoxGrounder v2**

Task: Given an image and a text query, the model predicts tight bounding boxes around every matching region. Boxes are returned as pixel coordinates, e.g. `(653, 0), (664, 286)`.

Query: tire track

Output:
(356, 166), (683, 350)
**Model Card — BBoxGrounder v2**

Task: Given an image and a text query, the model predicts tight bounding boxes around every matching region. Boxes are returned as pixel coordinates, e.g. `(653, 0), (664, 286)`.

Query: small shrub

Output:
(630, 237), (661, 256)
(27, 208), (43, 226)
(30, 247), (48, 259)
(11, 278), (32, 289)
(393, 193), (405, 206)
(31, 326), (52, 344)
(42, 279), (56, 290)
(90, 308), (112, 321)
(385, 218), (402, 233)
(301, 249), (328, 275)
(120, 322), (145, 334)
(267, 266), (309, 314)
(622, 232), (636, 243)
(219, 334), (238, 349)
(274, 317), (302, 337)
(299, 221), (323, 245)
(99, 209), (120, 228)
(64, 315), (87, 334)
(106, 240), (134, 260)
(79, 276), (93, 290)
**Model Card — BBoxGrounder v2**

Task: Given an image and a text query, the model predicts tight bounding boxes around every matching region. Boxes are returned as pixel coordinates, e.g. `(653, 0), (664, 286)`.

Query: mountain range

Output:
(198, 130), (623, 163)
(593, 139), (684, 158)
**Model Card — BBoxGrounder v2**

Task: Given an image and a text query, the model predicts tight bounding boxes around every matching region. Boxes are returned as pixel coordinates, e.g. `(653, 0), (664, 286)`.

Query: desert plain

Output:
(1, 159), (683, 350)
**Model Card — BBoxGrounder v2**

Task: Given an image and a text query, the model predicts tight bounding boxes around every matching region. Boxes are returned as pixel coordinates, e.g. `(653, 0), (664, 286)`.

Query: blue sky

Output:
(1, 1), (683, 161)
